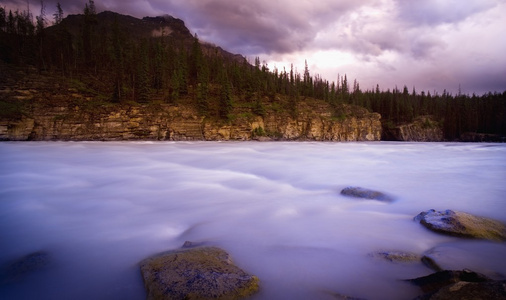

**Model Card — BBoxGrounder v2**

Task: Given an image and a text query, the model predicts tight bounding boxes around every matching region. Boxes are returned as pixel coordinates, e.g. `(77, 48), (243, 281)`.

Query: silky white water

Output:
(1, 142), (505, 300)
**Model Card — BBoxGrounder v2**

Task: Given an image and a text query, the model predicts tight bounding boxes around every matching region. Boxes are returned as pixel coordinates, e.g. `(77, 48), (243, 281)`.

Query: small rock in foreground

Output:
(139, 246), (259, 300)
(414, 209), (506, 241)
(340, 186), (394, 202)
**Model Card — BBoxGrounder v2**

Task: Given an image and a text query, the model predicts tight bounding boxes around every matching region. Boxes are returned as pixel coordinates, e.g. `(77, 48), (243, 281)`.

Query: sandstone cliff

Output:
(0, 68), (381, 141)
(0, 100), (381, 141)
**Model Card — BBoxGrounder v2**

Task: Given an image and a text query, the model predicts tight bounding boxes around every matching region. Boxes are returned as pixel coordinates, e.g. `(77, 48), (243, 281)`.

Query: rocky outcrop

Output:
(139, 246), (259, 300)
(383, 116), (443, 142)
(340, 186), (394, 202)
(414, 209), (506, 241)
(0, 102), (382, 141)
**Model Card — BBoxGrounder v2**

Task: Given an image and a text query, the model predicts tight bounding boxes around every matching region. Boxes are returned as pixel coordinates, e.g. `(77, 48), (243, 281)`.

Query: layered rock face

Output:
(0, 102), (382, 142)
(383, 116), (443, 142)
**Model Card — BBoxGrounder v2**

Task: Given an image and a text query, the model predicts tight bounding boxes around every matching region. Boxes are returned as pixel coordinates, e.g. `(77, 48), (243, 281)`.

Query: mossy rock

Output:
(414, 209), (506, 241)
(139, 246), (259, 300)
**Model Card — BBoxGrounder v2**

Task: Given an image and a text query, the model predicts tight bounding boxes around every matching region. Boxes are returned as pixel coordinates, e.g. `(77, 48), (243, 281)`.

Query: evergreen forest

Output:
(1, 1), (505, 141)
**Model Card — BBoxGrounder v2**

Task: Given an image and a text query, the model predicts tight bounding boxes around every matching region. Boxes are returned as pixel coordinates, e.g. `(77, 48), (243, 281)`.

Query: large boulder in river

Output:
(139, 246), (259, 300)
(340, 186), (394, 202)
(414, 209), (506, 241)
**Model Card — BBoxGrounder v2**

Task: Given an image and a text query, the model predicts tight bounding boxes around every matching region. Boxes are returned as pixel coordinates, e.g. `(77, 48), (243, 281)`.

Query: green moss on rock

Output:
(414, 209), (506, 241)
(139, 246), (259, 300)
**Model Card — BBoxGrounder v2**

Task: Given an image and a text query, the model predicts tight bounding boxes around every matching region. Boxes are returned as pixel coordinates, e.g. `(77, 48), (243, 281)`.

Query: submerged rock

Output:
(139, 245), (259, 300)
(369, 251), (421, 263)
(414, 209), (506, 241)
(327, 291), (368, 300)
(340, 186), (394, 202)
(0, 251), (51, 284)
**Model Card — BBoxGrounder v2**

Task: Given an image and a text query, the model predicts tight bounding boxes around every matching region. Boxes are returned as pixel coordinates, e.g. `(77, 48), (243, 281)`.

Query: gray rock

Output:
(327, 291), (367, 300)
(369, 251), (421, 263)
(340, 187), (394, 202)
(139, 246), (259, 300)
(414, 209), (506, 241)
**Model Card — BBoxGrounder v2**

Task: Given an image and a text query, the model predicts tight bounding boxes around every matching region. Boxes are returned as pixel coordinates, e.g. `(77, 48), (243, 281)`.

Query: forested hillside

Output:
(1, 1), (505, 141)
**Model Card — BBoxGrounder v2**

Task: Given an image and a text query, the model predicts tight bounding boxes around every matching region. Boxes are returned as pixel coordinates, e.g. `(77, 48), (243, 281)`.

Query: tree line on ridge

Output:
(1, 1), (505, 141)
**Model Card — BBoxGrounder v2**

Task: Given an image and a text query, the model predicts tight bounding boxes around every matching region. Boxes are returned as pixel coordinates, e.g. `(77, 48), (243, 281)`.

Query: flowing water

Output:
(1, 141), (505, 299)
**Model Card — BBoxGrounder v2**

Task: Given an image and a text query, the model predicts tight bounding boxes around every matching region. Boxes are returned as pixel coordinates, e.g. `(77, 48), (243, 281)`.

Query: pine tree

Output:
(219, 70), (233, 119)
(82, 0), (97, 69)
(170, 69), (180, 103)
(111, 16), (124, 102)
(53, 2), (63, 25)
(196, 61), (209, 116)
(135, 41), (150, 103)
(0, 7), (6, 32)
(189, 33), (203, 84)
(36, 1), (47, 72)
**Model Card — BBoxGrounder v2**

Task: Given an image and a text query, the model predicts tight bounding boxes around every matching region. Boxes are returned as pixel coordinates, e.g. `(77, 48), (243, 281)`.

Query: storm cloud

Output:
(4, 0), (506, 94)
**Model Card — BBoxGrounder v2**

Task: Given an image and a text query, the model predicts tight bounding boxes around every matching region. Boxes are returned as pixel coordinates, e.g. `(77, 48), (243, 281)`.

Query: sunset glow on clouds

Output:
(4, 0), (506, 94)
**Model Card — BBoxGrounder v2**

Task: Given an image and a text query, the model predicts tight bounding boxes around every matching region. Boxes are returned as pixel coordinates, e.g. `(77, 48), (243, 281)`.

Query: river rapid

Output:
(1, 141), (505, 299)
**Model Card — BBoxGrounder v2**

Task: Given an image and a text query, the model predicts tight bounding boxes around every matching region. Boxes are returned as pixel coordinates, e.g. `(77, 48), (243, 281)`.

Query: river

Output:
(1, 141), (505, 299)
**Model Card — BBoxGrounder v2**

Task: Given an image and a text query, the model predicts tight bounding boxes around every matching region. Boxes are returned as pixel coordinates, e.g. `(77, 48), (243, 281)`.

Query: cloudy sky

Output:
(5, 0), (506, 95)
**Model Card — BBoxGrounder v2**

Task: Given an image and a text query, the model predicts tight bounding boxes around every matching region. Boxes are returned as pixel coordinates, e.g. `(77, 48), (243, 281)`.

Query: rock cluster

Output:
(365, 205), (506, 299)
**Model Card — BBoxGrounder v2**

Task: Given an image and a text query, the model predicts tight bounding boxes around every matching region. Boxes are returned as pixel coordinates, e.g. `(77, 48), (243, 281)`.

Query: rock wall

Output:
(0, 103), (382, 141)
(383, 116), (443, 142)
